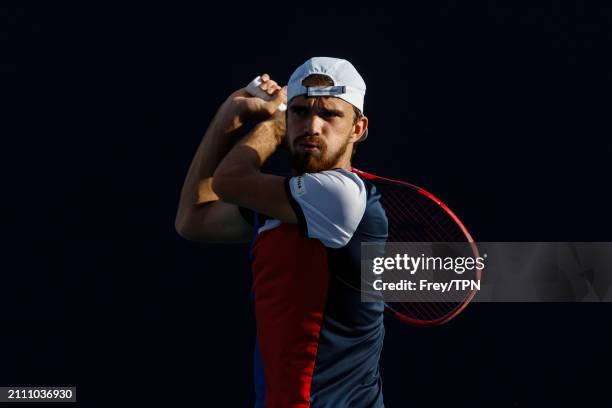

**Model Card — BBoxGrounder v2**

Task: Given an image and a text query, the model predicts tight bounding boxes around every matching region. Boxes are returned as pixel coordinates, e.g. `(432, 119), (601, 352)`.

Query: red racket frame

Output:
(352, 167), (481, 327)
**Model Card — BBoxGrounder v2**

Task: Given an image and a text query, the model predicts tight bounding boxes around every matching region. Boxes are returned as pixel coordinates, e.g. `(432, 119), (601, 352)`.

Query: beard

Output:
(288, 132), (351, 174)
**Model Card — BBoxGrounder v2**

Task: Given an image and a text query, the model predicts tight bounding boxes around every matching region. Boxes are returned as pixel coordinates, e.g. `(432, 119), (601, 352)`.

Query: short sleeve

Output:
(284, 169), (367, 248)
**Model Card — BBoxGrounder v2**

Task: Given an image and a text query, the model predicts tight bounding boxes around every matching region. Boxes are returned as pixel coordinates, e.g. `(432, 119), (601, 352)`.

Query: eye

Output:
(291, 106), (308, 117)
(320, 110), (341, 120)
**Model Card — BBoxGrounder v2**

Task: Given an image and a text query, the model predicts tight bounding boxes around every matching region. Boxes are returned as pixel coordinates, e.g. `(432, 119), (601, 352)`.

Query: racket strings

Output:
(381, 190), (453, 319)
(382, 197), (452, 320)
(376, 181), (475, 323)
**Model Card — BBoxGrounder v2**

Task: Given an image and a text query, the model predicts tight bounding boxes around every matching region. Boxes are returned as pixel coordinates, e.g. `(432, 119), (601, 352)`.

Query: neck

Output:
(290, 161), (352, 176)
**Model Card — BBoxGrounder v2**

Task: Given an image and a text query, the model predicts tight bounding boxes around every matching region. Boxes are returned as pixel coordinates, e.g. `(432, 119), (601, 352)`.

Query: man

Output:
(176, 57), (388, 408)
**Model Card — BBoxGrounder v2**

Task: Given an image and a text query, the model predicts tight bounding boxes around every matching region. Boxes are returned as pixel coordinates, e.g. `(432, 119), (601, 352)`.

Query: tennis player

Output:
(176, 57), (388, 408)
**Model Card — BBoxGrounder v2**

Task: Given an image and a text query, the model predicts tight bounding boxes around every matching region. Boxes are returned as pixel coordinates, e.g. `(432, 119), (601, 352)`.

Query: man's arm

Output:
(175, 75), (286, 242)
(212, 110), (298, 224)
(212, 114), (368, 248)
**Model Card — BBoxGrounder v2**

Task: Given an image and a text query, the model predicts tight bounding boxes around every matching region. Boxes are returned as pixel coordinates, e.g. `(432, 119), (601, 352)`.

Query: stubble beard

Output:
(288, 132), (351, 174)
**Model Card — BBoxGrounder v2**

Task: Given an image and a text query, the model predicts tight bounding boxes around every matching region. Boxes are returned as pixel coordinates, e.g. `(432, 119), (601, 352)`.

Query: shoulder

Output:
(287, 168), (366, 201)
(285, 168), (368, 248)
(286, 169), (367, 216)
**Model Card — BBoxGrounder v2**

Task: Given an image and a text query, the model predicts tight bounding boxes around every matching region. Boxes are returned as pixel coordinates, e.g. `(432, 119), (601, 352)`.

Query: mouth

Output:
(297, 141), (321, 153)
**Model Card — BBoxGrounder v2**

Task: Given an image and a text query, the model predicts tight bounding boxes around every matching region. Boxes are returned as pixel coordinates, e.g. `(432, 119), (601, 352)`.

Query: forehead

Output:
(289, 95), (353, 113)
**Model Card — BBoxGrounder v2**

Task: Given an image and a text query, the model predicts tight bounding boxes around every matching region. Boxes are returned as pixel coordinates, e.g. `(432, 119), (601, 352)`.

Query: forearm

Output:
(175, 101), (247, 230)
(212, 119), (285, 204)
(214, 119), (283, 176)
(210, 114), (296, 223)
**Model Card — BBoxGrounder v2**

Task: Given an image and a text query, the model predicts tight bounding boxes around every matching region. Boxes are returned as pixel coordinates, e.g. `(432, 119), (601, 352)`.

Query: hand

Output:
(217, 74), (287, 132)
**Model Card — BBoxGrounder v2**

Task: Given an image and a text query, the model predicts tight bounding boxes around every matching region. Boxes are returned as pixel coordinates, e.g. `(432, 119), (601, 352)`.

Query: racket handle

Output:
(245, 76), (287, 112)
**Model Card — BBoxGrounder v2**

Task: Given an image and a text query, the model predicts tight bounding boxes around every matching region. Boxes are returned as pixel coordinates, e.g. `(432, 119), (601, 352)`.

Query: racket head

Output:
(352, 167), (481, 327)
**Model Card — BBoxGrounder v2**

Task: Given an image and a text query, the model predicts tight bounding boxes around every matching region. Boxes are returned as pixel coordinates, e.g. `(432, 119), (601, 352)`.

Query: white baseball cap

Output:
(287, 57), (368, 141)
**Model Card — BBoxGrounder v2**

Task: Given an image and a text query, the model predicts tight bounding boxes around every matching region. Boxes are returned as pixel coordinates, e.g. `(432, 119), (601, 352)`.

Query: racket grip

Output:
(245, 76), (287, 112)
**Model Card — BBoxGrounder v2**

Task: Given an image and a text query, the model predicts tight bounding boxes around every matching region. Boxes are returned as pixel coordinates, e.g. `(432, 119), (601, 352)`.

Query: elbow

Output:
(174, 203), (219, 242)
(176, 219), (209, 242)
(174, 215), (195, 241)
(174, 209), (204, 242)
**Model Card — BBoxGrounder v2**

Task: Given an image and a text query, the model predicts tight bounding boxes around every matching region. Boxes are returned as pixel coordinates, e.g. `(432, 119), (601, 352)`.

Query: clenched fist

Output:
(217, 73), (287, 133)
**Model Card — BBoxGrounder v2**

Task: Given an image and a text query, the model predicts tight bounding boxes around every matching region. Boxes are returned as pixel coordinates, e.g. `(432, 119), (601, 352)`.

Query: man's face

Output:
(286, 95), (357, 173)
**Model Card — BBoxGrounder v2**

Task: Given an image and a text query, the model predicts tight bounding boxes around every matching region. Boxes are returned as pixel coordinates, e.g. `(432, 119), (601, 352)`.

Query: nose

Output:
(304, 114), (324, 136)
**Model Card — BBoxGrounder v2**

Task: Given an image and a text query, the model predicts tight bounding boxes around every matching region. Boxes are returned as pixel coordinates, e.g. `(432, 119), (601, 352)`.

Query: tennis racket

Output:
(351, 168), (481, 327)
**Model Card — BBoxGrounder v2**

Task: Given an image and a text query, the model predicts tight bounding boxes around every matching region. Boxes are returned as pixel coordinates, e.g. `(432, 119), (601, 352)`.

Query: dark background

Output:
(3, 2), (612, 407)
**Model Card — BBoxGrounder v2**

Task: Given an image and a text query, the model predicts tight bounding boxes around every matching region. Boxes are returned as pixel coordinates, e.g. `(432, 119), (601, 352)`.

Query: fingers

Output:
(259, 73), (282, 96)
(267, 85), (287, 103)
(276, 86), (288, 103)
(263, 85), (287, 114)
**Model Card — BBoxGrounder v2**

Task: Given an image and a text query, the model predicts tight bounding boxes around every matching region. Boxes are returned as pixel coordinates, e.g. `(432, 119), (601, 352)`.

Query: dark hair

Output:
(300, 74), (363, 157)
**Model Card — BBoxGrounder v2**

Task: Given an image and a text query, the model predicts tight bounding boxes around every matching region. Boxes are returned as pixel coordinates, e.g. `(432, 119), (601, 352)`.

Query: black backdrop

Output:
(3, 2), (612, 407)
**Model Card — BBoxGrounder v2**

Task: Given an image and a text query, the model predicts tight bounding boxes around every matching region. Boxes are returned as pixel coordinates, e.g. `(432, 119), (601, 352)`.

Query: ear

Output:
(350, 115), (368, 143)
